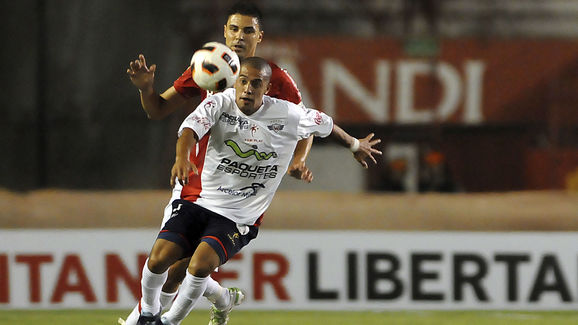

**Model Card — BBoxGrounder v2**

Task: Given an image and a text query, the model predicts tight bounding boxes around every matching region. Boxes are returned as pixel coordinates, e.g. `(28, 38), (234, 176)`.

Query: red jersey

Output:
(173, 61), (302, 104)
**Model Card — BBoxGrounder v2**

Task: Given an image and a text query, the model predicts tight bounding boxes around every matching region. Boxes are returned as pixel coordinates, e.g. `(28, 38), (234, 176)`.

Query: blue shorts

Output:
(158, 199), (258, 265)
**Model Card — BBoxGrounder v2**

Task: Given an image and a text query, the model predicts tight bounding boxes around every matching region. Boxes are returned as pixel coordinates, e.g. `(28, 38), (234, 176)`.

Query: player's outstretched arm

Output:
(330, 124), (382, 169)
(171, 128), (199, 187)
(127, 54), (192, 120)
(287, 136), (314, 183)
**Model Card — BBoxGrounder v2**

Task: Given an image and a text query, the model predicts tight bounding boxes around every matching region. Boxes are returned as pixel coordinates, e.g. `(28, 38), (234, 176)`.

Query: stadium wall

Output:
(1, 190), (578, 310)
(1, 189), (577, 230)
(3, 229), (578, 310)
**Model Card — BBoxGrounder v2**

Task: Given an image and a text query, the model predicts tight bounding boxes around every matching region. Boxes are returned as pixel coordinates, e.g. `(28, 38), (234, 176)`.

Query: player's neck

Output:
(242, 51), (256, 59)
(239, 105), (260, 116)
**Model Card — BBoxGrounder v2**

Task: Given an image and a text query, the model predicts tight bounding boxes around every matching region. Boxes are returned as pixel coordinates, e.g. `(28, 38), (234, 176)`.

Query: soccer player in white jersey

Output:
(135, 57), (381, 325)
(123, 3), (315, 324)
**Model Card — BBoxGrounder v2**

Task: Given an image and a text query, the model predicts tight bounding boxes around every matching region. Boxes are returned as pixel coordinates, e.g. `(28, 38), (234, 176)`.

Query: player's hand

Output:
(353, 133), (382, 168)
(126, 54), (157, 92)
(287, 161), (313, 183)
(170, 157), (198, 187)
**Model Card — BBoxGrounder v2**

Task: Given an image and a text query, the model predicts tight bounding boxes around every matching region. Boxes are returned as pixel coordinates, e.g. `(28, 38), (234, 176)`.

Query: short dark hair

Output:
(227, 1), (264, 30)
(241, 57), (272, 80)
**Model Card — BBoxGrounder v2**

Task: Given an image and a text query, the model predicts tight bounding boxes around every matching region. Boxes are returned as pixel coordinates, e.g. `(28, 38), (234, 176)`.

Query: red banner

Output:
(258, 38), (578, 125)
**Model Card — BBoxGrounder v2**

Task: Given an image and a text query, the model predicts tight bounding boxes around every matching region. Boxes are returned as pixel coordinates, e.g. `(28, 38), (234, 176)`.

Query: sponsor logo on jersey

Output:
(219, 112), (249, 130)
(217, 182), (266, 198)
(204, 99), (216, 109)
(250, 125), (259, 137)
(245, 124), (264, 143)
(244, 138), (263, 144)
(191, 116), (212, 131)
(314, 111), (323, 125)
(216, 158), (279, 179)
(170, 203), (183, 218)
(225, 139), (278, 160)
(227, 232), (240, 246)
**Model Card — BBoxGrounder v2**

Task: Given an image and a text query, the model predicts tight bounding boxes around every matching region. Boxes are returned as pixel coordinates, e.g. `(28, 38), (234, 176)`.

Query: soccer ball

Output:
(190, 42), (240, 92)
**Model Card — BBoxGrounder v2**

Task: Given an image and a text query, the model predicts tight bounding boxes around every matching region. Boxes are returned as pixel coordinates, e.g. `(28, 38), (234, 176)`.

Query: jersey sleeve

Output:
(178, 95), (222, 139)
(297, 107), (333, 139)
(267, 62), (302, 105)
(173, 66), (204, 98)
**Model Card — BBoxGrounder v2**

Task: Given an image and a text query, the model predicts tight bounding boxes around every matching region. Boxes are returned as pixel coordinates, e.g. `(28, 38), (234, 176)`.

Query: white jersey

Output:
(177, 88), (333, 225)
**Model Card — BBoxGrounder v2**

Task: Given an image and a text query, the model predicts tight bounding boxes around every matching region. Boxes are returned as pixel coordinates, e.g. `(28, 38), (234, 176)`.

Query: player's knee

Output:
(146, 255), (164, 273)
(147, 252), (175, 273)
(147, 239), (185, 274)
(187, 259), (216, 277)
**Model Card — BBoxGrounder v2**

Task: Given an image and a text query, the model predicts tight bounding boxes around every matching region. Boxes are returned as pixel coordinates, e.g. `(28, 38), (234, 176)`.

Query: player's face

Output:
(224, 14), (263, 59)
(235, 65), (271, 115)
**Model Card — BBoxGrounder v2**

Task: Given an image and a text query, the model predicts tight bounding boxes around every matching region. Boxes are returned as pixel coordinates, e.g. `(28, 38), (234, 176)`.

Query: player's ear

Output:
(223, 24), (227, 38)
(257, 30), (264, 44)
(266, 81), (271, 93)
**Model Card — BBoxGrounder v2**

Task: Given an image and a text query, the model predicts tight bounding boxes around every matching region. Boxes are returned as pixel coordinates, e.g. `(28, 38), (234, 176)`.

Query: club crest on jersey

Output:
(225, 139), (278, 160)
(267, 123), (285, 133)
